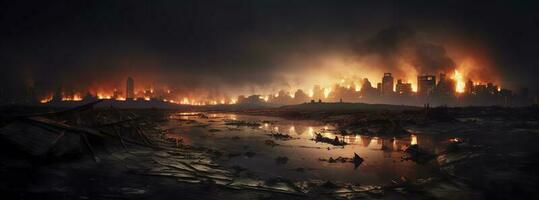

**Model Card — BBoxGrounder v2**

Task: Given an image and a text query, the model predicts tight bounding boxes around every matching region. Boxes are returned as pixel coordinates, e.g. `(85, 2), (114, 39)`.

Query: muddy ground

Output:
(1, 105), (538, 199)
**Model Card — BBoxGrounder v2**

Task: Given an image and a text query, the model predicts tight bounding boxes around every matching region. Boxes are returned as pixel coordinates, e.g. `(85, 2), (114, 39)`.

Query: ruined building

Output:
(417, 75), (436, 97)
(126, 77), (135, 100)
(381, 73), (394, 96)
(395, 79), (412, 96)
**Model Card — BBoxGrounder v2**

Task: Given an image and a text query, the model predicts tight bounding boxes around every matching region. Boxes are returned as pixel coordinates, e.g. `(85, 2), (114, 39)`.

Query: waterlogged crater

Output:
(164, 112), (450, 185)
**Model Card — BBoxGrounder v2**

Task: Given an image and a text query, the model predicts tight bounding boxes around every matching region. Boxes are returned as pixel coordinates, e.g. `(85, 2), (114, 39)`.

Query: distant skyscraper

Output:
(360, 78), (377, 97)
(417, 75), (436, 97)
(396, 79), (412, 96)
(381, 73), (394, 96)
(126, 77), (134, 100)
(436, 73), (455, 97)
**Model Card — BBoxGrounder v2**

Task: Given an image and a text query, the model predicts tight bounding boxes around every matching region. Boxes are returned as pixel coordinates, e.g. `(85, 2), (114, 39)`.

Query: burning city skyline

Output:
(36, 65), (505, 106)
(1, 1), (537, 106)
(2, 1), (539, 199)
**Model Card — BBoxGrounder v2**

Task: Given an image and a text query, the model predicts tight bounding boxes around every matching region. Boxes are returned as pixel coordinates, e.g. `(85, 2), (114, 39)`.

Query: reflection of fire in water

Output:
(411, 134), (418, 145)
(341, 135), (414, 151)
(343, 135), (363, 144)
(289, 126), (295, 134)
(368, 137), (382, 149)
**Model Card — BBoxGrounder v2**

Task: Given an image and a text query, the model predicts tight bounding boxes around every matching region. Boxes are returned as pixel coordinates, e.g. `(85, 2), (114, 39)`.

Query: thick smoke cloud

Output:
(355, 26), (455, 76)
(1, 0), (538, 101)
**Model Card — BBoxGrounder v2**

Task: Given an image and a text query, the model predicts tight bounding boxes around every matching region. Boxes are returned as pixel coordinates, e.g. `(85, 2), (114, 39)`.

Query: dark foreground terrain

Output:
(1, 102), (538, 200)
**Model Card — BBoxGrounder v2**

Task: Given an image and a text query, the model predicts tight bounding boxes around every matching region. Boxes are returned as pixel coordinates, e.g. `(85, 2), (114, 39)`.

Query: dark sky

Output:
(1, 0), (538, 97)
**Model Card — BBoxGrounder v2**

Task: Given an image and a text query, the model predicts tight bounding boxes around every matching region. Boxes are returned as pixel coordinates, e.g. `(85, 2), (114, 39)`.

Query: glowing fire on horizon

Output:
(40, 95), (53, 103)
(323, 88), (332, 98)
(61, 93), (82, 101)
(452, 70), (466, 93)
(36, 59), (503, 105)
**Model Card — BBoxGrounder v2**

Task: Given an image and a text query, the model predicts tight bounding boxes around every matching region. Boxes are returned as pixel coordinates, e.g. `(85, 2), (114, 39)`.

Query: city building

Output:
(417, 75), (436, 97)
(126, 77), (134, 100)
(381, 73), (394, 96)
(395, 79), (412, 96)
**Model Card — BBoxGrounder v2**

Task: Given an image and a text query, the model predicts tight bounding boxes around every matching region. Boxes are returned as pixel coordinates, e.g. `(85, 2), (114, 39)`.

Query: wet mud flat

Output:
(1, 103), (539, 199)
(0, 105), (323, 200)
(0, 104), (406, 200)
(233, 105), (539, 199)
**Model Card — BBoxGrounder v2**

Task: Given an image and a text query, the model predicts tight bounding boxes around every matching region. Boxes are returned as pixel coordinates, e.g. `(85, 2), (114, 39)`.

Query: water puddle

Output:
(163, 112), (453, 185)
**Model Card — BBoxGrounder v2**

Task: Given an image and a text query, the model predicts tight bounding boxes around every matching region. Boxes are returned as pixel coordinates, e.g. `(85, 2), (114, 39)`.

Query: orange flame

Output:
(452, 70), (465, 93)
(62, 93), (82, 101)
(40, 95), (53, 103)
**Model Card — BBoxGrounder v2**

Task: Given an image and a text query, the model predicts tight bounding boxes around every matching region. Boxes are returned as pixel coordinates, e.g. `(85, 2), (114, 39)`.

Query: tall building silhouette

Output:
(396, 79), (412, 96)
(381, 73), (394, 96)
(417, 75), (436, 97)
(126, 77), (134, 100)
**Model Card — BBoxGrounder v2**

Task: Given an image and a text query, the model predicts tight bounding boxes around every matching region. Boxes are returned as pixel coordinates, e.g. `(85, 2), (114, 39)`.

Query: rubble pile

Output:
(267, 132), (295, 140)
(312, 133), (347, 146)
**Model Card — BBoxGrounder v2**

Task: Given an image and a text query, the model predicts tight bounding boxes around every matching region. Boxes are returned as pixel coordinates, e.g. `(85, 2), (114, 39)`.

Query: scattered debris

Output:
(402, 144), (435, 163)
(264, 140), (278, 147)
(224, 120), (261, 127)
(319, 156), (350, 163)
(313, 133), (347, 146)
(318, 153), (364, 169)
(0, 117), (82, 157)
(266, 132), (294, 140)
(353, 153), (364, 168)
